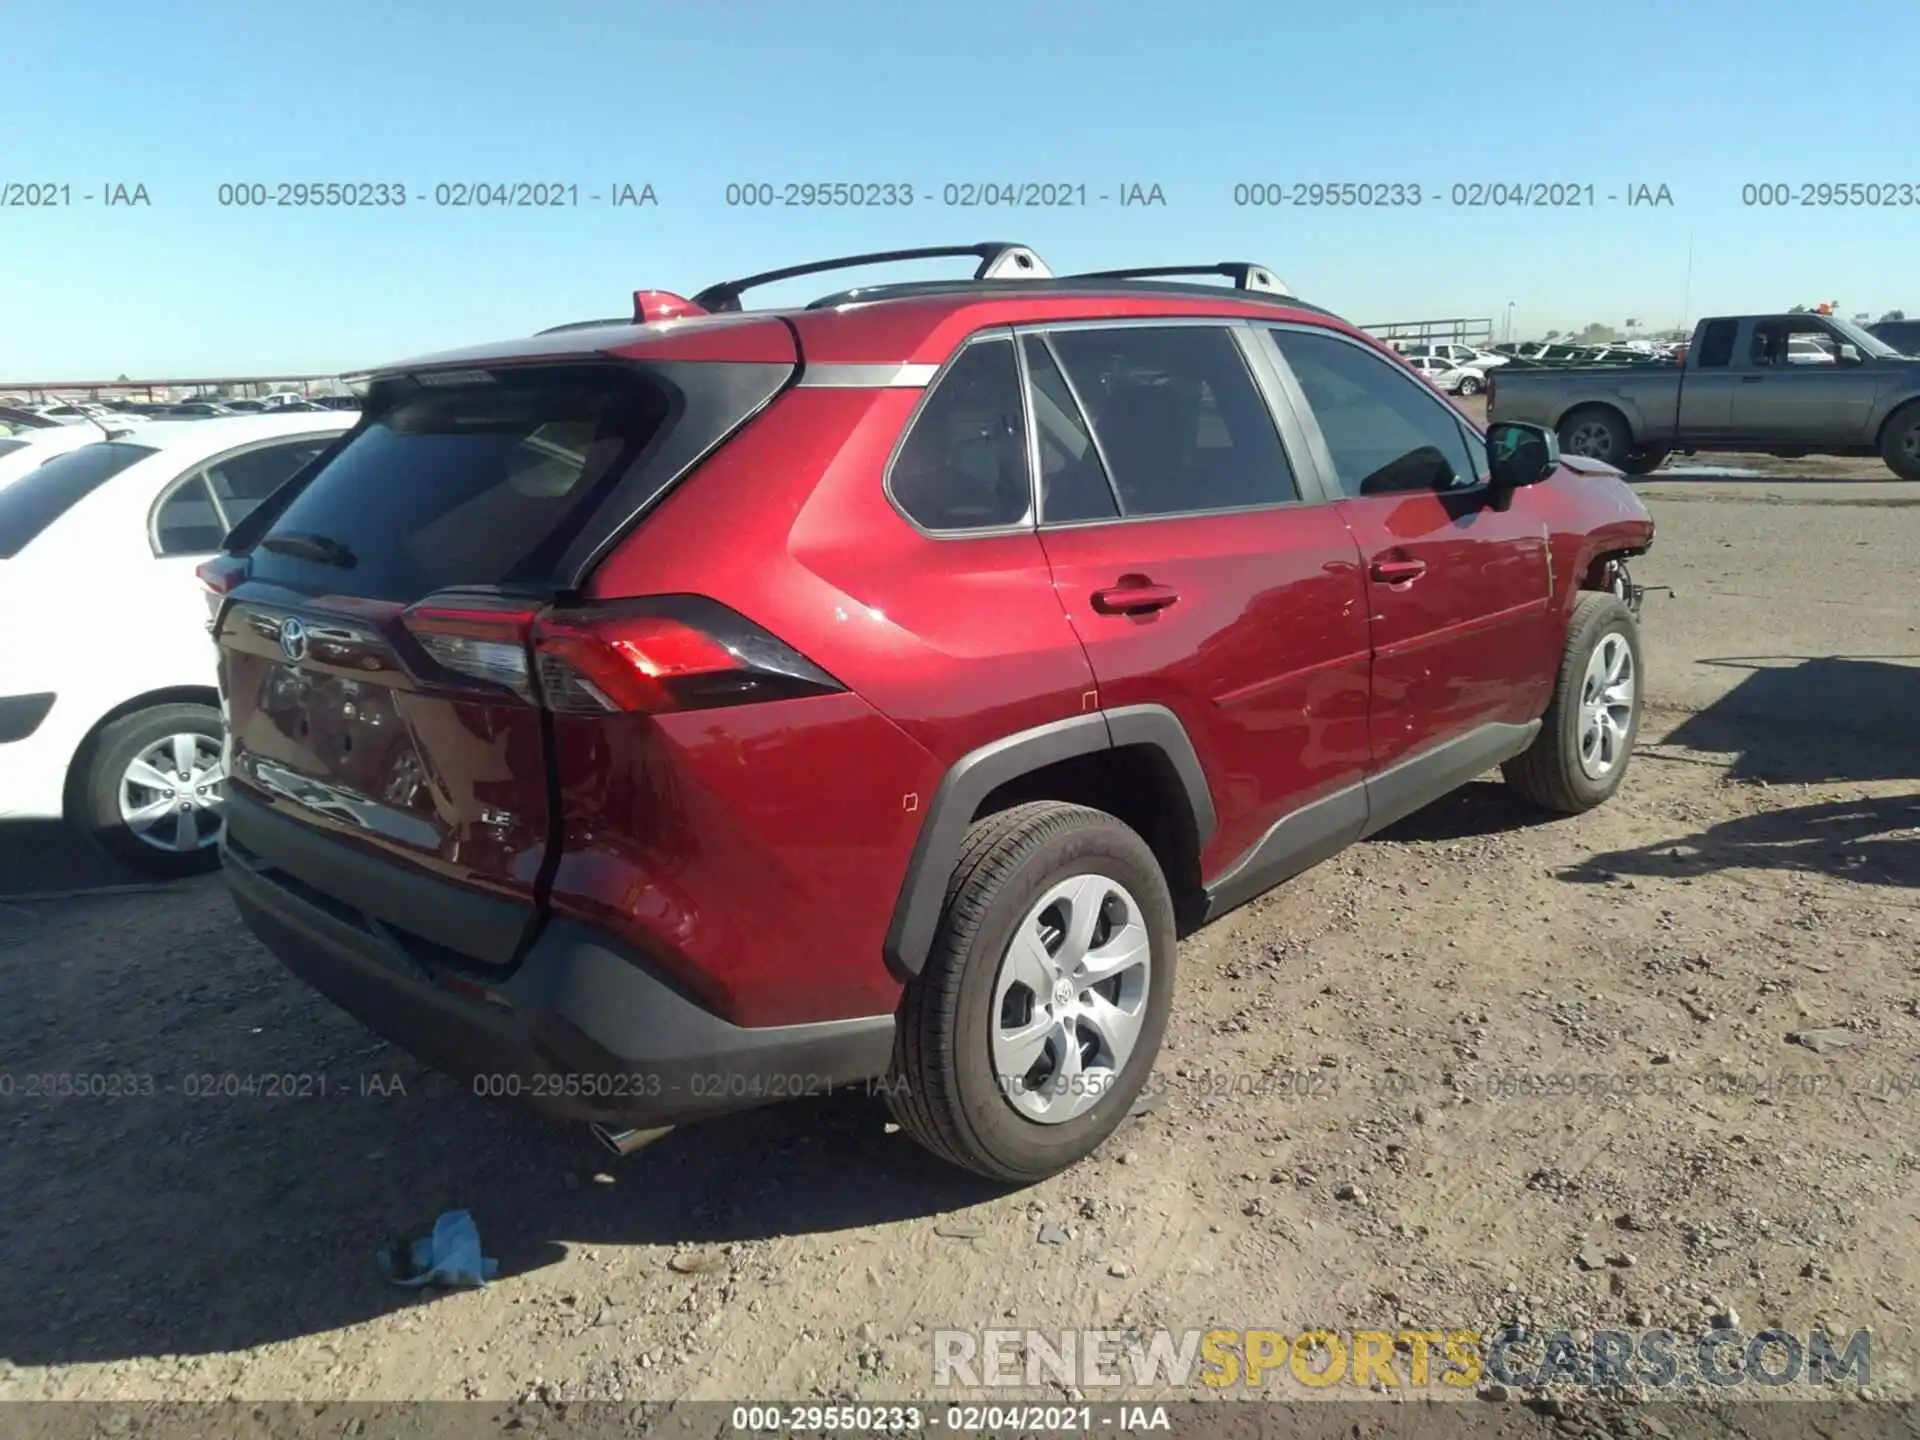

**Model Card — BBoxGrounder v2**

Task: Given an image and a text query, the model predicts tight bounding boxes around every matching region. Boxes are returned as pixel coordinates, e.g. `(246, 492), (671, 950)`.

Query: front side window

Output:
(1270, 328), (1480, 498)
(889, 338), (1032, 532)
(1042, 325), (1299, 517)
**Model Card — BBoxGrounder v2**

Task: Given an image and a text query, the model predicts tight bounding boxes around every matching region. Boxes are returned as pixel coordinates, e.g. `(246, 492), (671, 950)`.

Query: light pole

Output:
(1504, 301), (1515, 342)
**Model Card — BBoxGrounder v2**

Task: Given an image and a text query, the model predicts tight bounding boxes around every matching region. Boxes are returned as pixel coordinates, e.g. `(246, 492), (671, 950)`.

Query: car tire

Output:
(1457, 375), (1482, 396)
(1878, 401), (1920, 480)
(76, 702), (226, 877)
(1557, 406), (1633, 466)
(1502, 592), (1643, 814)
(886, 801), (1177, 1183)
(1617, 447), (1671, 476)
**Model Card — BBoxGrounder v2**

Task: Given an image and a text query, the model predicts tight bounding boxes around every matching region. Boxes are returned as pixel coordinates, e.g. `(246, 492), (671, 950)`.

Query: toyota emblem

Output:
(279, 617), (309, 663)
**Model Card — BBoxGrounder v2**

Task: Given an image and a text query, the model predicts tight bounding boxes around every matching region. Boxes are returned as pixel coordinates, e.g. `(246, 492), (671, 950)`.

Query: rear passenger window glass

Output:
(1695, 321), (1738, 367)
(155, 476), (227, 555)
(0, 441), (156, 558)
(890, 339), (1032, 531)
(1023, 336), (1118, 524)
(1045, 326), (1298, 517)
(1270, 328), (1481, 498)
(201, 438), (330, 527)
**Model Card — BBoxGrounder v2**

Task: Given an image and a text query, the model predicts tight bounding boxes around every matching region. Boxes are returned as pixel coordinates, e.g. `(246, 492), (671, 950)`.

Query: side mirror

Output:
(1486, 421), (1559, 502)
(1837, 343), (1862, 365)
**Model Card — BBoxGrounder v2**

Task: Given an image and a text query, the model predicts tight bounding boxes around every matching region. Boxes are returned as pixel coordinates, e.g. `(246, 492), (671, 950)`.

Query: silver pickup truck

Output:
(1487, 313), (1920, 479)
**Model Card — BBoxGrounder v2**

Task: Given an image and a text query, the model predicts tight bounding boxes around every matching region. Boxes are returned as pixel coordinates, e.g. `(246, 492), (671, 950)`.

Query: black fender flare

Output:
(882, 704), (1216, 980)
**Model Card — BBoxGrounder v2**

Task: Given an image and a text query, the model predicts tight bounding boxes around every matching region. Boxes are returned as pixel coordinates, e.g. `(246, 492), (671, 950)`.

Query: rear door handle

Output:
(1091, 583), (1181, 615)
(1369, 558), (1428, 585)
(1741, 375), (1765, 383)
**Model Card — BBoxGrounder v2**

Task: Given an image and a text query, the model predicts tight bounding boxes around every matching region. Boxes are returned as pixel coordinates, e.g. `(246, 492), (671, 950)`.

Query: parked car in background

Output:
(162, 401), (238, 419)
(223, 398), (268, 413)
(1867, 319), (1920, 356)
(1404, 354), (1489, 396)
(1488, 312), (1920, 477)
(0, 411), (354, 873)
(1395, 341), (1509, 371)
(200, 242), (1654, 1179)
(0, 406), (65, 437)
(0, 424), (112, 488)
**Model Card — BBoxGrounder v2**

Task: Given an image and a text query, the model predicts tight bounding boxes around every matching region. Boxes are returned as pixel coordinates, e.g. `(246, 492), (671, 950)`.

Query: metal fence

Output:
(1358, 318), (1495, 347)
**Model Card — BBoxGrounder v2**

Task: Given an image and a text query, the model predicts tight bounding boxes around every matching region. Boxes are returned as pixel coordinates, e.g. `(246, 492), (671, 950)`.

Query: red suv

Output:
(204, 244), (1654, 1182)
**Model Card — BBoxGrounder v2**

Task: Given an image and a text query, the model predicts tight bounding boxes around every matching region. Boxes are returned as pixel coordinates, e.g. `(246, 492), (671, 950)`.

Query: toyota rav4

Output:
(202, 243), (1655, 1181)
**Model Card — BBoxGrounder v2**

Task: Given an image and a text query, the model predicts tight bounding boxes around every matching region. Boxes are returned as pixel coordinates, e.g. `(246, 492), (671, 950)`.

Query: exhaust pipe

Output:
(591, 1123), (674, 1157)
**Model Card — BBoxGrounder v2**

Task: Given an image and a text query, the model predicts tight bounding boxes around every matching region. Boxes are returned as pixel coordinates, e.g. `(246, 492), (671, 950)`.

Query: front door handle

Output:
(1092, 583), (1181, 615)
(1741, 375), (1766, 383)
(1370, 558), (1428, 585)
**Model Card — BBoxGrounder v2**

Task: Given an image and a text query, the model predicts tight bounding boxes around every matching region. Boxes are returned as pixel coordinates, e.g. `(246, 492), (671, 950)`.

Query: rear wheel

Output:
(886, 801), (1176, 1183)
(1503, 593), (1642, 814)
(77, 703), (226, 877)
(1457, 374), (1483, 396)
(1879, 401), (1920, 480)
(1558, 406), (1632, 465)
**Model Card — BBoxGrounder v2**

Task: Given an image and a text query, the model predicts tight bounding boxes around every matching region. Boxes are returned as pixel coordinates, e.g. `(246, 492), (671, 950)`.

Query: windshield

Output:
(0, 442), (157, 558)
(1825, 317), (1900, 357)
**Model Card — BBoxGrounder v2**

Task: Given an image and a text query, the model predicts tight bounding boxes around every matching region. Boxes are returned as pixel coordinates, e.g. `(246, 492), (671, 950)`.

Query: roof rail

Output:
(1066, 263), (1291, 297)
(691, 243), (1051, 313)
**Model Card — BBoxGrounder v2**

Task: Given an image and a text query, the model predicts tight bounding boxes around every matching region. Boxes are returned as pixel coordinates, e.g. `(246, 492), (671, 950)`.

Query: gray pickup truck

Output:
(1487, 313), (1920, 479)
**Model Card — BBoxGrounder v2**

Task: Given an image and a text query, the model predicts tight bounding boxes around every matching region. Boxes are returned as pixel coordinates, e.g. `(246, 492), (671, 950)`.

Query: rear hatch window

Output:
(244, 359), (791, 602)
(0, 441), (157, 557)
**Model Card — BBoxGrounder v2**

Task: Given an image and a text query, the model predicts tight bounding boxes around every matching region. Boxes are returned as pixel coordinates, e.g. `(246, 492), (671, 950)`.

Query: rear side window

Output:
(0, 442), (156, 558)
(1023, 336), (1119, 524)
(247, 365), (675, 602)
(152, 437), (336, 556)
(1695, 321), (1738, 367)
(1046, 326), (1299, 516)
(890, 339), (1032, 532)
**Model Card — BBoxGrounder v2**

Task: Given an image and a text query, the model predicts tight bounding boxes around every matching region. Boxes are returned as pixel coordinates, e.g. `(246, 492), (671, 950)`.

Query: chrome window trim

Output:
(797, 362), (938, 389)
(879, 329), (1037, 541)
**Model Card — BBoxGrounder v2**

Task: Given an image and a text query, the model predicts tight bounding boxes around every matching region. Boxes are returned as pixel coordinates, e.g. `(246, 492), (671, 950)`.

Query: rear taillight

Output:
(196, 555), (249, 625)
(401, 596), (542, 701)
(399, 593), (842, 715)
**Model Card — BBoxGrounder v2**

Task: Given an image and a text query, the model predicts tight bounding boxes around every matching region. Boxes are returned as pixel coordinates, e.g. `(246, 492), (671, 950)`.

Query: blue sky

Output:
(2, 0), (1915, 379)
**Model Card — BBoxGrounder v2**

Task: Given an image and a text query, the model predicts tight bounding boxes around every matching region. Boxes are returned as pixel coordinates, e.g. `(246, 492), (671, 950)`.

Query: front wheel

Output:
(1503, 593), (1642, 814)
(77, 702), (226, 876)
(1457, 374), (1483, 396)
(1879, 401), (1920, 480)
(1617, 447), (1671, 476)
(885, 801), (1176, 1183)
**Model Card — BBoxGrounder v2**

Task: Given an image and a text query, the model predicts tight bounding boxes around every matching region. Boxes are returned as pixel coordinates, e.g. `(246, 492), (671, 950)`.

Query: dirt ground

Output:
(1, 427), (1915, 1422)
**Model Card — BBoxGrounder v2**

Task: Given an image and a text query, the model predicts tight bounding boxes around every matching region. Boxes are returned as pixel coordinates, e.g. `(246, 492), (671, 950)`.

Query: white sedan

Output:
(0, 412), (354, 873)
(0, 424), (119, 488)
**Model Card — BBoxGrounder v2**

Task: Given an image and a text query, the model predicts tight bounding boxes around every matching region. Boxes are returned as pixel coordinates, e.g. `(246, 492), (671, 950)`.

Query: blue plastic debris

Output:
(377, 1209), (500, 1288)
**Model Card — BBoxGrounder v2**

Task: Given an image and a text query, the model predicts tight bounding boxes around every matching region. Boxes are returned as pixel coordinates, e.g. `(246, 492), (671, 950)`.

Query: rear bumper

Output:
(220, 807), (896, 1128)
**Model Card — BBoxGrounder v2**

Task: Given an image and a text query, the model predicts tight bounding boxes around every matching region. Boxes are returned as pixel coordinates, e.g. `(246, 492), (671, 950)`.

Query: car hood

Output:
(1559, 455), (1623, 478)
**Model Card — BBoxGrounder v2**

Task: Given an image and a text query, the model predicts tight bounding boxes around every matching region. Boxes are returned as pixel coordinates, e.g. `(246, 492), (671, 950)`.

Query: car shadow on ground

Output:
(0, 850), (1009, 1371)
(1663, 655), (1920, 784)
(1560, 791), (1920, 890)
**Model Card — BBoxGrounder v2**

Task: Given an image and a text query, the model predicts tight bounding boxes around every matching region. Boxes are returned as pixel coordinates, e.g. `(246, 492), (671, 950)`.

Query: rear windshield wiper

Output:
(261, 531), (358, 568)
